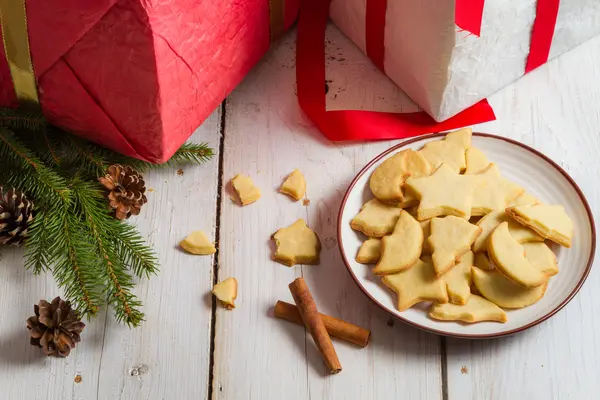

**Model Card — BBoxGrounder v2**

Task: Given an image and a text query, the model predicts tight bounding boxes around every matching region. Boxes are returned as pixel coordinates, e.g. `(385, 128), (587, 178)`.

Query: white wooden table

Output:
(1, 26), (599, 400)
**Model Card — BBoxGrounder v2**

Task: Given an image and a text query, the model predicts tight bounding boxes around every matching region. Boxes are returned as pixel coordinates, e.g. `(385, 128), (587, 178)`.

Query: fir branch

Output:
(24, 211), (54, 274)
(0, 108), (47, 131)
(163, 142), (214, 167)
(0, 127), (71, 208)
(0, 107), (213, 327)
(71, 179), (148, 326)
(50, 211), (102, 317)
(112, 223), (159, 279)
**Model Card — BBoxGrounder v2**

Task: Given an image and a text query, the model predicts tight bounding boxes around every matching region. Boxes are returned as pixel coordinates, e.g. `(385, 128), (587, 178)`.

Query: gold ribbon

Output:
(0, 0), (39, 105)
(269, 0), (286, 43)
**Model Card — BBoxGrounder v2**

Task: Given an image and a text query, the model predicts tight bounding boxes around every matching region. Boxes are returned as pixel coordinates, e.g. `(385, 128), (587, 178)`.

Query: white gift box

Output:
(330, 0), (600, 121)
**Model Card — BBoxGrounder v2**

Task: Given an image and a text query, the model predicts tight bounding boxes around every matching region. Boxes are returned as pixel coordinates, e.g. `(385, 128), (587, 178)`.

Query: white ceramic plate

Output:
(338, 133), (595, 338)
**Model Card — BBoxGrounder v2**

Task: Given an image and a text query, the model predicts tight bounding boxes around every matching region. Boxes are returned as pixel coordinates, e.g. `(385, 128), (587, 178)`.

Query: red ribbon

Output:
(453, 0), (559, 73)
(365, 0), (386, 72)
(525, 0), (560, 73)
(455, 0), (485, 36)
(296, 0), (496, 142)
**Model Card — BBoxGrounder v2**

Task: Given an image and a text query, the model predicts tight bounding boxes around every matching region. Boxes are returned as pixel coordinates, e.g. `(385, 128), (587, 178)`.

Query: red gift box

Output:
(0, 0), (299, 163)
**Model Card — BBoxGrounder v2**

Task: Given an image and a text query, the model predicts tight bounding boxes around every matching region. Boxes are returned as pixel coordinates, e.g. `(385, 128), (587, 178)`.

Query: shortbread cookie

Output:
(506, 205), (574, 247)
(397, 192), (420, 208)
(405, 164), (477, 220)
(279, 169), (306, 201)
(429, 216), (482, 276)
(272, 219), (321, 266)
(471, 164), (523, 216)
(472, 211), (543, 252)
(350, 199), (402, 237)
(419, 128), (472, 172)
(180, 231), (216, 255)
(356, 238), (382, 264)
(509, 192), (540, 207)
(488, 222), (548, 287)
(429, 294), (507, 323)
(472, 267), (547, 309)
(473, 252), (494, 271)
(369, 149), (431, 205)
(523, 242), (558, 276)
(442, 251), (473, 305)
(381, 258), (448, 311)
(212, 277), (238, 310)
(373, 211), (423, 275)
(369, 152), (407, 204)
(231, 174), (261, 205)
(464, 147), (490, 174)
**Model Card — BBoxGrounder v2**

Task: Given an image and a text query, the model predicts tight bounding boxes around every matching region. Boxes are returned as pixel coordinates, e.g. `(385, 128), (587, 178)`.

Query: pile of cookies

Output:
(351, 128), (574, 324)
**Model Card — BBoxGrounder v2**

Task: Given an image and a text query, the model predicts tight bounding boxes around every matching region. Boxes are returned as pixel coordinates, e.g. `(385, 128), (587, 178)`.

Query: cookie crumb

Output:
(303, 199), (311, 206)
(74, 375), (82, 383)
(148, 188), (155, 193)
(461, 366), (468, 375)
(177, 169), (184, 176)
(386, 318), (395, 327)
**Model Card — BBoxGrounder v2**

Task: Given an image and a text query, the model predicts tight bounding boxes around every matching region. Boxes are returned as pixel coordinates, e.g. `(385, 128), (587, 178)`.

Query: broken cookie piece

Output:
(180, 231), (216, 255)
(279, 169), (306, 201)
(272, 219), (321, 266)
(212, 277), (238, 310)
(231, 174), (261, 206)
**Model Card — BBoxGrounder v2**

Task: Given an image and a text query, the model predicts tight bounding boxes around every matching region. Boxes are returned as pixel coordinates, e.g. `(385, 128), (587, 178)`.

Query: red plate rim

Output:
(337, 132), (596, 339)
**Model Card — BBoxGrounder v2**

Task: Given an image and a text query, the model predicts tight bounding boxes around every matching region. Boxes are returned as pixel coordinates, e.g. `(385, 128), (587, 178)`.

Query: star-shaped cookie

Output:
(464, 147), (490, 174)
(405, 164), (478, 220)
(272, 219), (321, 266)
(471, 164), (523, 216)
(428, 216), (482, 276)
(381, 258), (448, 311)
(419, 128), (472, 173)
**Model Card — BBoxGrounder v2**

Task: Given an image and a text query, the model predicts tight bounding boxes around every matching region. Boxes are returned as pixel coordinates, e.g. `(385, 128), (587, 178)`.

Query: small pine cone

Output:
(26, 297), (85, 357)
(0, 187), (34, 246)
(98, 164), (147, 220)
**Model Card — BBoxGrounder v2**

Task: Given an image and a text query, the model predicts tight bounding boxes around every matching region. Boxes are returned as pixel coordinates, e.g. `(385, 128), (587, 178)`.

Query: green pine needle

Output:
(0, 107), (213, 326)
(0, 108), (47, 131)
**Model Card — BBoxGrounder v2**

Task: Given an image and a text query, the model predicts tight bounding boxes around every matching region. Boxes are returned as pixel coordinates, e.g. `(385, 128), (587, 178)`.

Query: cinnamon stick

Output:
(288, 278), (342, 374)
(274, 301), (371, 347)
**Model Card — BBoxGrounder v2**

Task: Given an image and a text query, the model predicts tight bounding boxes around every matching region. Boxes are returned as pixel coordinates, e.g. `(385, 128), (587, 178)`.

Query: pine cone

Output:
(98, 164), (147, 220)
(0, 187), (34, 246)
(26, 297), (85, 357)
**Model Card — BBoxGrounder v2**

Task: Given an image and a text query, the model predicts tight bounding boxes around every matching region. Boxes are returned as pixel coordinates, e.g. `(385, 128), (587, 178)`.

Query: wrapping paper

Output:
(0, 0), (299, 162)
(296, 0), (495, 143)
(329, 0), (600, 122)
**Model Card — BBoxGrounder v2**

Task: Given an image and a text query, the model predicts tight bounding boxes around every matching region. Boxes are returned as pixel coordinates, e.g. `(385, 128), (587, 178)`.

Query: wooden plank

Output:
(94, 110), (222, 400)
(0, 109), (222, 400)
(446, 35), (600, 400)
(213, 27), (442, 399)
